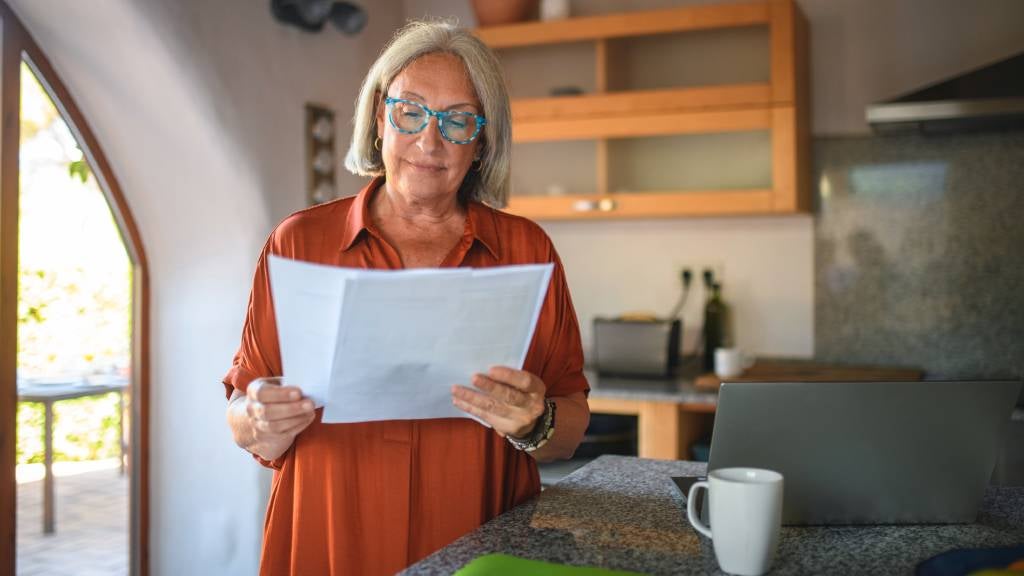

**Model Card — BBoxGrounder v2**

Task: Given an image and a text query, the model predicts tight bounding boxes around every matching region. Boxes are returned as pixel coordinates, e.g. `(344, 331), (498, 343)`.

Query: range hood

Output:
(866, 51), (1024, 134)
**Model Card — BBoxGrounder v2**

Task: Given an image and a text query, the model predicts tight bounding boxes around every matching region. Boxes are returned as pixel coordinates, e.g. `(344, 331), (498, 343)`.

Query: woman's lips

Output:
(404, 159), (445, 172)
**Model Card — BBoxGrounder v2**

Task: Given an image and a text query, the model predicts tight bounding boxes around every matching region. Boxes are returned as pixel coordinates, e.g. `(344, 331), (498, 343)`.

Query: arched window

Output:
(0, 4), (150, 574)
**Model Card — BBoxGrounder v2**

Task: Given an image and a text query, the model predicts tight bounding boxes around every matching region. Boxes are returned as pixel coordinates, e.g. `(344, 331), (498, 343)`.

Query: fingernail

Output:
(290, 391), (299, 400)
(303, 401), (313, 410)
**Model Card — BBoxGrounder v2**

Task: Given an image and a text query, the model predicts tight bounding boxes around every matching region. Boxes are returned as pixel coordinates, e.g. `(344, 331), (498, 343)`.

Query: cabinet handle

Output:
(573, 198), (617, 212)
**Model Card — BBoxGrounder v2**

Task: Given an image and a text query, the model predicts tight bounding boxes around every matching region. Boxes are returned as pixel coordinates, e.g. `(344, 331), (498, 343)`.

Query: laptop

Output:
(700, 380), (1021, 525)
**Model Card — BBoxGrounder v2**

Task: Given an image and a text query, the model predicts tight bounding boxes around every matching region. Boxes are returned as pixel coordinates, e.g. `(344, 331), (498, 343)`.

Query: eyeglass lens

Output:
(389, 100), (479, 143)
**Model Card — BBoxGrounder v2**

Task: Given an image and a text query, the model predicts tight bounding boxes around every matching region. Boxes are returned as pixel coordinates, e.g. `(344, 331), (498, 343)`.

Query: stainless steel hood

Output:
(867, 51), (1024, 134)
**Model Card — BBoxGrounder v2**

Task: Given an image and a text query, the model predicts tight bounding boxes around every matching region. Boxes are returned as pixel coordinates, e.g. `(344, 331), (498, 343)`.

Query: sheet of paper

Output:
(267, 256), (353, 407)
(268, 255), (553, 424)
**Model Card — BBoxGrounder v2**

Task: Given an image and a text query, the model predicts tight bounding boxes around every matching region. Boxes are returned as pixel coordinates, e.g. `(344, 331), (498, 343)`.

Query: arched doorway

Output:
(0, 4), (150, 575)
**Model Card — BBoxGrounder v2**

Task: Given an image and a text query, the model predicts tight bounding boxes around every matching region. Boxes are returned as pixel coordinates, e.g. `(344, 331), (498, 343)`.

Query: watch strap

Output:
(508, 399), (556, 453)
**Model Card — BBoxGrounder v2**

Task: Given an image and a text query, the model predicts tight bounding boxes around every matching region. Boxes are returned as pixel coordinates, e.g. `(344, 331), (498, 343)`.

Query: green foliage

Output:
(17, 392), (123, 464)
(17, 268), (51, 326)
(17, 263), (130, 373)
(15, 60), (132, 466)
(68, 158), (90, 183)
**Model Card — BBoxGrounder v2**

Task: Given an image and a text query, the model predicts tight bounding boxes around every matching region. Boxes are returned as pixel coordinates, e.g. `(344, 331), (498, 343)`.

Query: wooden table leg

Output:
(118, 391), (126, 476)
(43, 400), (54, 534)
(588, 397), (715, 461)
(637, 402), (681, 460)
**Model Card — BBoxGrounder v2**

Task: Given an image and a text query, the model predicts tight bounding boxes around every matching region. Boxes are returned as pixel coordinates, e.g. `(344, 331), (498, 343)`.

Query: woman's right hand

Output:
(227, 377), (316, 462)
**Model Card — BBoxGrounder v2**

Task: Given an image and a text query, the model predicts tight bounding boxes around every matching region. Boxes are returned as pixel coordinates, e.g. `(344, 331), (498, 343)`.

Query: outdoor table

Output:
(16, 378), (128, 534)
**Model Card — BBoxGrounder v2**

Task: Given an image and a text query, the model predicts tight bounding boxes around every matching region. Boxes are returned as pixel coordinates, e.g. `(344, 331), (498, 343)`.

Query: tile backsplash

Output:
(814, 132), (1024, 380)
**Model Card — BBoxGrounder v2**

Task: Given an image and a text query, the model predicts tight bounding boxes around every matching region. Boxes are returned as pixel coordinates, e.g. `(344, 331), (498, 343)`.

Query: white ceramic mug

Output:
(540, 0), (570, 20)
(715, 347), (755, 379)
(687, 468), (784, 576)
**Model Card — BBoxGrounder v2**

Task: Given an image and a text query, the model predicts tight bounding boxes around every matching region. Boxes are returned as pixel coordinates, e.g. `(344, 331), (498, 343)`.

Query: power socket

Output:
(673, 261), (725, 290)
(702, 262), (726, 288)
(680, 267), (693, 287)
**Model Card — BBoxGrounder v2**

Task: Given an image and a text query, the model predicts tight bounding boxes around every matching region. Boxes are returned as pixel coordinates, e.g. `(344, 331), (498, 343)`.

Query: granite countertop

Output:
(404, 455), (1024, 575)
(584, 369), (717, 406)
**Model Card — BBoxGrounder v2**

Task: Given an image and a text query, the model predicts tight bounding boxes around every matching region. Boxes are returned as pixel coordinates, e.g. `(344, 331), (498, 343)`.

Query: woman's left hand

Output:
(452, 366), (547, 438)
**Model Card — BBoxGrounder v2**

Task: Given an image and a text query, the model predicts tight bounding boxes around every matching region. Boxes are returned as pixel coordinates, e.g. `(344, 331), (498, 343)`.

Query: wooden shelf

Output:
(511, 83), (777, 123)
(513, 107), (772, 142)
(476, 0), (810, 220)
(475, 2), (771, 48)
(506, 189), (776, 220)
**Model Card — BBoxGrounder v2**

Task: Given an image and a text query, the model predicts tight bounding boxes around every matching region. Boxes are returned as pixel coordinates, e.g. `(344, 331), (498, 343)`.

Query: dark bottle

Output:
(702, 282), (727, 372)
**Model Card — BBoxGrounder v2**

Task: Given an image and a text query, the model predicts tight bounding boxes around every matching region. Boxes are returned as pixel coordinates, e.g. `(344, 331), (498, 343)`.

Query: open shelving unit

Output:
(474, 0), (810, 219)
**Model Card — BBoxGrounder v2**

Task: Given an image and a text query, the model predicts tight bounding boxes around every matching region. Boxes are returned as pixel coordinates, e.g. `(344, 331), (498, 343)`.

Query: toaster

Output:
(592, 317), (681, 378)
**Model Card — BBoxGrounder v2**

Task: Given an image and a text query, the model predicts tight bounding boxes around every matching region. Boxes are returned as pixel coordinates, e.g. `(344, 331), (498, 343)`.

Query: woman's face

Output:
(376, 52), (482, 203)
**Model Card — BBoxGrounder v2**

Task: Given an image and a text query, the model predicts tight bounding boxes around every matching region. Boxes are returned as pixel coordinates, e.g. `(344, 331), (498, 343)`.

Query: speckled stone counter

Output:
(404, 455), (1024, 575)
(585, 369), (717, 406)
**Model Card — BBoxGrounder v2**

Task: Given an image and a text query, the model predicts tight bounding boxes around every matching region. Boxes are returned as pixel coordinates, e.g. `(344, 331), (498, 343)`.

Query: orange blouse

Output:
(223, 177), (590, 575)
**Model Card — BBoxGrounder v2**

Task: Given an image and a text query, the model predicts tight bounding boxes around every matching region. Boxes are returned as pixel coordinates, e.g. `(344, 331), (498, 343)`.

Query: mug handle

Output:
(687, 481), (712, 538)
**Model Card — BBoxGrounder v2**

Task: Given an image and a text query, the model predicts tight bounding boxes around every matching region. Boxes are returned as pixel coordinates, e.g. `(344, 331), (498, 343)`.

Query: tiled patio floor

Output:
(16, 462), (128, 576)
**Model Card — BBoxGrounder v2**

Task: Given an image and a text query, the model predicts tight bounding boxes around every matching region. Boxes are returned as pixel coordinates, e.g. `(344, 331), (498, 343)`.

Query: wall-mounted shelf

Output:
(475, 0), (810, 219)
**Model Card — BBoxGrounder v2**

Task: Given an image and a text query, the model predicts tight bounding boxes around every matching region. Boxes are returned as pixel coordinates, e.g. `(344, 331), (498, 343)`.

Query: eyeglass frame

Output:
(383, 96), (487, 145)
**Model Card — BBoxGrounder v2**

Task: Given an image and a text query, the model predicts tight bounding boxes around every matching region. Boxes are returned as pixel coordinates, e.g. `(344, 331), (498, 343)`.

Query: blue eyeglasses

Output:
(384, 97), (486, 145)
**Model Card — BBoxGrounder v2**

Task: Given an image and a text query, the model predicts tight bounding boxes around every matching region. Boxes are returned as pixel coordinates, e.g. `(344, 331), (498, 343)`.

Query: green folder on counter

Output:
(454, 554), (646, 575)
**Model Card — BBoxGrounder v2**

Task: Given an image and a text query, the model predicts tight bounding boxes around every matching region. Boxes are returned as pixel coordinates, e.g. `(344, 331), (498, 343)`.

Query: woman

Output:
(223, 20), (590, 575)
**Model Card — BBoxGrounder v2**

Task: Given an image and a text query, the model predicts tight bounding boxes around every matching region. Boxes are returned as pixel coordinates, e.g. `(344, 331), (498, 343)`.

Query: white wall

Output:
(138, 0), (405, 220)
(542, 216), (814, 358)
(8, 0), (401, 574)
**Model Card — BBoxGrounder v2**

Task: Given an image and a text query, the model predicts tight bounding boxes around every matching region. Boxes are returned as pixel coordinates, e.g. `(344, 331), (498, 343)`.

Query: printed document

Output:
(267, 255), (553, 424)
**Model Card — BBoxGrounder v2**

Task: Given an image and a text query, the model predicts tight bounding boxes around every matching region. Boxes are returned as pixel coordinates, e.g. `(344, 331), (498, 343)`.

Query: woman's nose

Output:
(415, 115), (444, 152)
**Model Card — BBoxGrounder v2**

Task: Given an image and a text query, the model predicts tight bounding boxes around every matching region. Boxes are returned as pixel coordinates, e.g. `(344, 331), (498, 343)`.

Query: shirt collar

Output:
(338, 177), (379, 252)
(340, 176), (502, 261)
(465, 199), (501, 261)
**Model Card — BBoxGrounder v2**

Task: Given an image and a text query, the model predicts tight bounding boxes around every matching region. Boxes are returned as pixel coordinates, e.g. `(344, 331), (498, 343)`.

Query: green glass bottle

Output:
(702, 282), (727, 372)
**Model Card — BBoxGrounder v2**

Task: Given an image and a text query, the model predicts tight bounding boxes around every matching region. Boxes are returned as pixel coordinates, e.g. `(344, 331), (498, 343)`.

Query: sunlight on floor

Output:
(15, 458), (122, 484)
(17, 464), (127, 576)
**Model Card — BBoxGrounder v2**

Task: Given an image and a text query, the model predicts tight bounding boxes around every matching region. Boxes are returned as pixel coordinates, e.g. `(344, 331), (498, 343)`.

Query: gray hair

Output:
(344, 19), (511, 208)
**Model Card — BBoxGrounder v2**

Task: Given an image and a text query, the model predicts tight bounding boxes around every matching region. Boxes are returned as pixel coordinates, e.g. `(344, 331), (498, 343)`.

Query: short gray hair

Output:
(344, 20), (511, 208)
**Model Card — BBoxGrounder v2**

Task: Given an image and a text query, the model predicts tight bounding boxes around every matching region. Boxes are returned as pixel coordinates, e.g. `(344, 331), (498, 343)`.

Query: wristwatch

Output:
(507, 399), (556, 453)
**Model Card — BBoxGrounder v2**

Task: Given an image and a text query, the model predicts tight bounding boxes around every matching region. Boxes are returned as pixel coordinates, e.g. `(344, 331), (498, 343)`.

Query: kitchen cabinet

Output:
(474, 0), (810, 220)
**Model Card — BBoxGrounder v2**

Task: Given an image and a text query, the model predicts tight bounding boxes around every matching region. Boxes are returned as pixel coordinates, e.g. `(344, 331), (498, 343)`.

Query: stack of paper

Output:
(268, 255), (553, 424)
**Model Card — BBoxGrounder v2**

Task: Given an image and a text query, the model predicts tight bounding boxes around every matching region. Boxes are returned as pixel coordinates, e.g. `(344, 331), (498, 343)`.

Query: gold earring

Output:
(374, 137), (382, 151)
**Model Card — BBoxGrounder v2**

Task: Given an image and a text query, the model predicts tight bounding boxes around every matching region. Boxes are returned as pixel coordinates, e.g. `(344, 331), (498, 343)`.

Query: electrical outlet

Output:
(672, 261), (725, 289)
(680, 266), (693, 287)
(669, 263), (728, 293)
